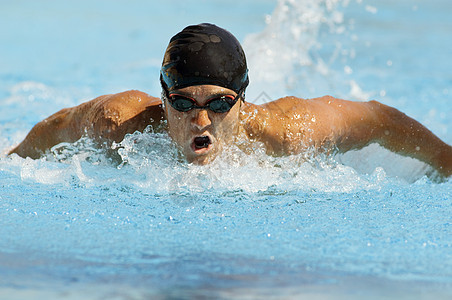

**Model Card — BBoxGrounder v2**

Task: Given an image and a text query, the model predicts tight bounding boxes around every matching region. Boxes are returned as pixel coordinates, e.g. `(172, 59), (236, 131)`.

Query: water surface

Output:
(1, 0), (451, 299)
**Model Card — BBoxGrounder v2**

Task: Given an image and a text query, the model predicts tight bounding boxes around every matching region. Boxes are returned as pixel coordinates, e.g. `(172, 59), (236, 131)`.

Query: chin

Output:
(185, 145), (220, 165)
(187, 153), (217, 165)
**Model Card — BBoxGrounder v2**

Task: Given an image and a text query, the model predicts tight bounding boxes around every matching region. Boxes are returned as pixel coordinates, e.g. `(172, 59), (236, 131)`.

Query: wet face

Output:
(163, 85), (242, 164)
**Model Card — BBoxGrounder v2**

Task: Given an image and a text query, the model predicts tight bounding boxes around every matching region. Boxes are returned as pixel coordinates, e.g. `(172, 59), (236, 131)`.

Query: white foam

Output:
(105, 131), (414, 195)
(243, 0), (355, 102)
(336, 143), (434, 183)
(2, 127), (436, 196)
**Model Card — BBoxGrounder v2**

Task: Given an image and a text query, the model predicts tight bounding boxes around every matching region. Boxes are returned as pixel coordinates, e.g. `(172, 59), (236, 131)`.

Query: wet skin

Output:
(163, 85), (242, 165)
(8, 88), (452, 178)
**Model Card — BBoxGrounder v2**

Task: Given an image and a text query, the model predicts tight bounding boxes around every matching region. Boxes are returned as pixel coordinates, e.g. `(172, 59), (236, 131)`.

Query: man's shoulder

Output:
(97, 90), (161, 109)
(79, 90), (164, 141)
(242, 96), (308, 114)
(85, 90), (162, 120)
(78, 90), (163, 131)
(240, 95), (343, 129)
(243, 95), (344, 112)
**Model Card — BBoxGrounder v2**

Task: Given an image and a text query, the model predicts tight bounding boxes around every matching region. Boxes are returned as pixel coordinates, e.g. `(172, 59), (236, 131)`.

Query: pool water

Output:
(1, 0), (451, 299)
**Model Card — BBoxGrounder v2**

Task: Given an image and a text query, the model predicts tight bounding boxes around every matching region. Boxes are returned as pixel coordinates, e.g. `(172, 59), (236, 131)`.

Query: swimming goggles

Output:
(166, 90), (243, 113)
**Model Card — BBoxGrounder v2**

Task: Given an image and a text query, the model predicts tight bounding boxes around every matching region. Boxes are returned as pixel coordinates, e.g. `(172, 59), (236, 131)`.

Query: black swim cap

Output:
(160, 23), (249, 94)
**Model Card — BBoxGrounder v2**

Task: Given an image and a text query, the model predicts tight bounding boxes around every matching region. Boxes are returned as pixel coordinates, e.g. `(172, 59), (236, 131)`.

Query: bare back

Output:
(9, 91), (451, 177)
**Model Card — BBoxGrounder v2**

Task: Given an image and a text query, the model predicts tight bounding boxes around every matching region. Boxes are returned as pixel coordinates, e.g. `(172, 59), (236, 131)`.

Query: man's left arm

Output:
(315, 97), (452, 177)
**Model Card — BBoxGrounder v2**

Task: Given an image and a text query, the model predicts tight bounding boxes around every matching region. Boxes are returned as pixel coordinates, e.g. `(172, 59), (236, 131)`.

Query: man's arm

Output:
(331, 99), (451, 178)
(9, 90), (164, 159)
(242, 96), (451, 177)
(319, 97), (451, 177)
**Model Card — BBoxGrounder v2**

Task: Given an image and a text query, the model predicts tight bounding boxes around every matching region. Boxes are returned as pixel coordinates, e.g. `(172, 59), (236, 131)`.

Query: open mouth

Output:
(193, 136), (212, 150)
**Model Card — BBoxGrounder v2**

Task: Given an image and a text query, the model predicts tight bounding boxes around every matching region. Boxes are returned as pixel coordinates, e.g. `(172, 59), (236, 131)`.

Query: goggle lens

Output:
(168, 94), (239, 113)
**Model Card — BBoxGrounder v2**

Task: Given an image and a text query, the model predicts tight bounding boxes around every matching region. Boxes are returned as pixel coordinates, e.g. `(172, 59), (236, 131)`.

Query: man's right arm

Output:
(8, 90), (164, 159)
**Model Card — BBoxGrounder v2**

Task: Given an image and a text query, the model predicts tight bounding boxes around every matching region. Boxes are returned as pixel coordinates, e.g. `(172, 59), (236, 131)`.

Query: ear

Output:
(239, 94), (245, 109)
(161, 91), (169, 118)
(238, 88), (246, 105)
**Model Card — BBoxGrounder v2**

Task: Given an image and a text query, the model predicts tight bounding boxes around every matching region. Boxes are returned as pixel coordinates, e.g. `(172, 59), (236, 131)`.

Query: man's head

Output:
(160, 23), (249, 164)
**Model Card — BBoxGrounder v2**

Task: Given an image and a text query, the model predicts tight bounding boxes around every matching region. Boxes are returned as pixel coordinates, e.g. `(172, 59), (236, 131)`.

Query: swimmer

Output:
(9, 23), (452, 178)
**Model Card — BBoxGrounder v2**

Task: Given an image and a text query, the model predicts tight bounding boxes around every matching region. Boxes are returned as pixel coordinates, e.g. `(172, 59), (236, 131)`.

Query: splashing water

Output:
(244, 0), (360, 101)
(0, 0), (451, 299)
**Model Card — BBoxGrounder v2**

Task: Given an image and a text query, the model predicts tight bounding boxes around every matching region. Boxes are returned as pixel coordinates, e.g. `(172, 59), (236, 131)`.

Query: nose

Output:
(191, 109), (212, 131)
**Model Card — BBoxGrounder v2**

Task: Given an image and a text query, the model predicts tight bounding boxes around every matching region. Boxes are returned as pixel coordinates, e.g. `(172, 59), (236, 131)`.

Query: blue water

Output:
(1, 0), (451, 299)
